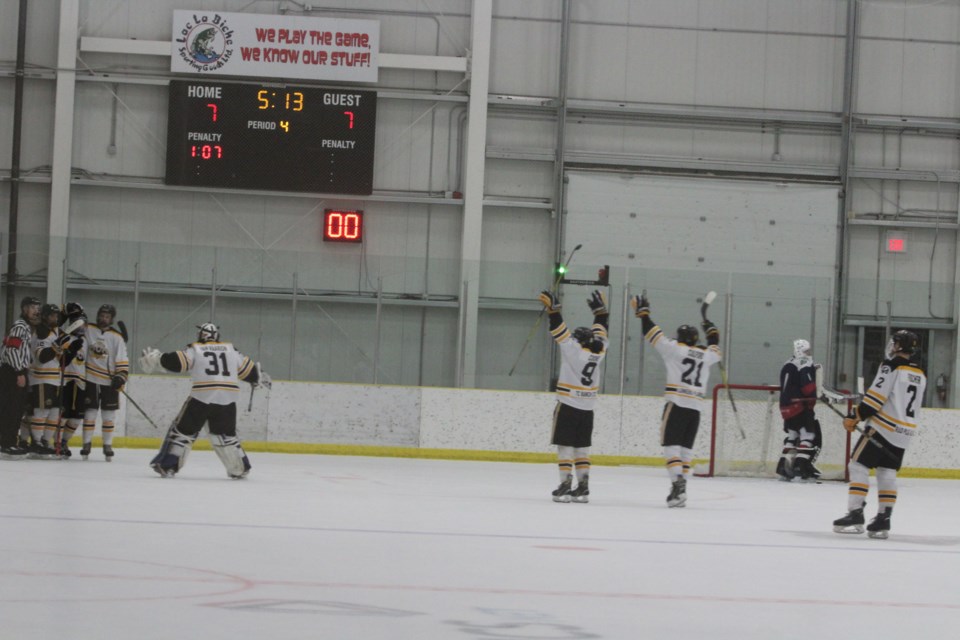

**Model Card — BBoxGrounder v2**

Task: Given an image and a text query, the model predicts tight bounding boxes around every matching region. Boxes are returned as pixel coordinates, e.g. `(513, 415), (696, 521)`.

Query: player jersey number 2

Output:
(681, 357), (703, 387)
(203, 351), (231, 376)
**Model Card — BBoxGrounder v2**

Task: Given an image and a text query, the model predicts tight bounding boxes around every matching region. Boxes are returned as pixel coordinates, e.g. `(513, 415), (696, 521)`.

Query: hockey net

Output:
(703, 384), (851, 481)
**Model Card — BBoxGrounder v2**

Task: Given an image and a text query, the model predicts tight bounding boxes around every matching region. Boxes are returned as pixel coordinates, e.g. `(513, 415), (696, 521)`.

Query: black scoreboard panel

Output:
(165, 80), (376, 195)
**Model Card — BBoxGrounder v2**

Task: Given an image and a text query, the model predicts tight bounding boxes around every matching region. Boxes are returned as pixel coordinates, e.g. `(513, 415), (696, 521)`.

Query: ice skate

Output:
(57, 440), (72, 459)
(103, 445), (114, 462)
(0, 444), (28, 460)
(832, 507), (865, 534)
(151, 462), (176, 478)
(867, 509), (891, 539)
(28, 439), (55, 460)
(775, 456), (794, 481)
(666, 477), (687, 508)
(552, 475), (573, 503)
(793, 457), (821, 483)
(80, 443), (91, 461)
(570, 475), (589, 503)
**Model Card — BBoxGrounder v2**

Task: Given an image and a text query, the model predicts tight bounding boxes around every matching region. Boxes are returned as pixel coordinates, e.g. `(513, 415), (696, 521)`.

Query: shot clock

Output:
(322, 209), (363, 243)
(165, 80), (376, 194)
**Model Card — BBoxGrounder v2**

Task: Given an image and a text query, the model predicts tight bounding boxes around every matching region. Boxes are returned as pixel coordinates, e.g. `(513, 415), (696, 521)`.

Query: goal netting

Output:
(702, 384), (851, 481)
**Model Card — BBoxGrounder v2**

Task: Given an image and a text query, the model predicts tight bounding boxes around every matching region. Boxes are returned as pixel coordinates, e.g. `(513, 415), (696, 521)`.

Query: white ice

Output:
(1, 450), (958, 640)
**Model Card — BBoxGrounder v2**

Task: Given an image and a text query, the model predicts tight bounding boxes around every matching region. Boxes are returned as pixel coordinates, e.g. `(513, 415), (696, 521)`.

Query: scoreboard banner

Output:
(171, 10), (380, 83)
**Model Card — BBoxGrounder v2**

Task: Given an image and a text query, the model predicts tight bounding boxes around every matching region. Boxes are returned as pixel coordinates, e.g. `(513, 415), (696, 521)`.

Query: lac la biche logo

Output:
(175, 13), (234, 72)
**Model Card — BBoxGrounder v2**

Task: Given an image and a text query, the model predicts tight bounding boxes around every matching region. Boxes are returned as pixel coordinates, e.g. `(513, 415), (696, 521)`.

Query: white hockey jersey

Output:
(646, 323), (722, 412)
(859, 358), (927, 450)
(61, 333), (87, 388)
(552, 321), (609, 411)
(84, 324), (129, 387)
(28, 327), (62, 387)
(172, 341), (255, 406)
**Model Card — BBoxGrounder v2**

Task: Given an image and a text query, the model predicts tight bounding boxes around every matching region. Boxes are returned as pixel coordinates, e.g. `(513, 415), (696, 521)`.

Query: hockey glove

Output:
(55, 332), (72, 348)
(630, 294), (650, 318)
(110, 374), (126, 390)
(139, 347), (162, 374)
(842, 417), (859, 433)
(255, 368), (272, 390)
(587, 290), (608, 315)
(538, 290), (561, 313)
(701, 320), (719, 338)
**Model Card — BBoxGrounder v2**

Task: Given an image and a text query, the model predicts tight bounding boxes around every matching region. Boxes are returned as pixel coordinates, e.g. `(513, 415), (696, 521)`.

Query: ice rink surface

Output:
(1, 450), (958, 640)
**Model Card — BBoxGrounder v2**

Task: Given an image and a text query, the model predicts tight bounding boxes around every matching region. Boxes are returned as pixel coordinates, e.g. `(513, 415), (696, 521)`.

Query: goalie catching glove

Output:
(538, 290), (561, 313)
(587, 290), (607, 315)
(139, 347), (163, 374)
(630, 294), (650, 318)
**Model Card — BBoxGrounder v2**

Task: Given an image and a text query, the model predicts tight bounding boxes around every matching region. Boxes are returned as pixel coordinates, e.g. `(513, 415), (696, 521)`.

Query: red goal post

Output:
(701, 384), (852, 481)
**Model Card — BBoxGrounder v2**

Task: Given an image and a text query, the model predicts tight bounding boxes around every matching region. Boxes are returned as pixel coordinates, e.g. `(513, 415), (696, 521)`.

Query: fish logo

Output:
(175, 13), (235, 72)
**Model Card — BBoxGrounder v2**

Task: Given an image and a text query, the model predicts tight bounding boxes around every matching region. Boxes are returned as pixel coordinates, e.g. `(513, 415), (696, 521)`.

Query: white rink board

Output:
(118, 376), (959, 471)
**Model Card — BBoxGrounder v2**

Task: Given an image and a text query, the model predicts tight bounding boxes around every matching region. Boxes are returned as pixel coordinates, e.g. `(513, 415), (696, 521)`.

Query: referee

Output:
(0, 296), (41, 458)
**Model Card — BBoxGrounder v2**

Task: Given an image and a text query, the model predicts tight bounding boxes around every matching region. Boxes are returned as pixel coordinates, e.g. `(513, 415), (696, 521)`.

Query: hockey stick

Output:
(120, 388), (160, 430)
(815, 367), (898, 464)
(508, 244), (583, 376)
(702, 291), (744, 439)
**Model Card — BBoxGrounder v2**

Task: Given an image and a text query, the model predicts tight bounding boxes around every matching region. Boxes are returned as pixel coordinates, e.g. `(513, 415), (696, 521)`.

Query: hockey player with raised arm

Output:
(25, 304), (65, 458)
(56, 303), (88, 458)
(540, 289), (609, 503)
(139, 323), (270, 479)
(776, 339), (823, 481)
(82, 304), (129, 461)
(833, 330), (927, 539)
(631, 293), (722, 507)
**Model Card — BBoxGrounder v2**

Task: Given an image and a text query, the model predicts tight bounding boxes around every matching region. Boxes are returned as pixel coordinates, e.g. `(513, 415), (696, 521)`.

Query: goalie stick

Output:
(702, 291), (744, 439)
(120, 388), (160, 430)
(508, 244), (583, 376)
(814, 366), (898, 464)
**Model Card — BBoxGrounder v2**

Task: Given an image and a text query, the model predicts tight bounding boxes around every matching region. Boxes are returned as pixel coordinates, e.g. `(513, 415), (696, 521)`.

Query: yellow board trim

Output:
(64, 436), (960, 478)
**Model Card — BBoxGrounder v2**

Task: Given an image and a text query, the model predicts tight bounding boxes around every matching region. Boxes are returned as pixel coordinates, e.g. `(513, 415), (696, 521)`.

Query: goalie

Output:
(777, 339), (822, 481)
(139, 323), (270, 479)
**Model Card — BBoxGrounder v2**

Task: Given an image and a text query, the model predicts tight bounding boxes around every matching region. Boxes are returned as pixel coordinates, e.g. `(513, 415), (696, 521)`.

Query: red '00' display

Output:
(323, 209), (363, 243)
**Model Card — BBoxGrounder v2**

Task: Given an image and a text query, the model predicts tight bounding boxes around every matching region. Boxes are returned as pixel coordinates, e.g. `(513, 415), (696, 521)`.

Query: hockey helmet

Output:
(793, 339), (811, 359)
(676, 324), (699, 346)
(40, 303), (61, 325)
(891, 330), (919, 356)
(98, 304), (117, 319)
(197, 322), (220, 343)
(20, 296), (41, 310)
(64, 302), (85, 318)
(572, 326), (594, 347)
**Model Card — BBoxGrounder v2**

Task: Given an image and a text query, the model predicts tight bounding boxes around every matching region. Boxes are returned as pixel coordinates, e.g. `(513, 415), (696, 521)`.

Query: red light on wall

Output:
(323, 209), (363, 243)
(885, 231), (907, 253)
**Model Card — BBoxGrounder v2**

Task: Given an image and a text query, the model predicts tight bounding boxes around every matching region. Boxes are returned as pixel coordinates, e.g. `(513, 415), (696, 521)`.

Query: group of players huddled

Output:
(538, 288), (927, 540)
(0, 297), (127, 461)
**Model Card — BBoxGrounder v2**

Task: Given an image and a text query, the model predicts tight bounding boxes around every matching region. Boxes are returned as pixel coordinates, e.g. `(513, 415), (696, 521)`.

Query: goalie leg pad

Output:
(150, 423), (199, 476)
(210, 434), (251, 479)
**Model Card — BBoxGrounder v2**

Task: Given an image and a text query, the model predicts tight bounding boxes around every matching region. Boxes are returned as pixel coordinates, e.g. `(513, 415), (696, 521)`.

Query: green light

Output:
(557, 264), (567, 274)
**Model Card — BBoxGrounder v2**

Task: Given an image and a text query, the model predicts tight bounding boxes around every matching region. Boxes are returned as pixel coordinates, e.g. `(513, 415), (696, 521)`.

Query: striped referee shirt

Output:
(1, 318), (34, 374)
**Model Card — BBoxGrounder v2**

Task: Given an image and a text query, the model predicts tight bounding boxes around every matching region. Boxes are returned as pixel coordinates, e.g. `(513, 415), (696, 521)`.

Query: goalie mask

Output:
(676, 324), (699, 346)
(891, 330), (919, 356)
(197, 322), (220, 343)
(793, 339), (811, 359)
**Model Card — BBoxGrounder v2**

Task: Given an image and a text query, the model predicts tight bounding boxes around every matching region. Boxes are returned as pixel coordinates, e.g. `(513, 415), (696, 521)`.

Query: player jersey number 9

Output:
(580, 361), (597, 386)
